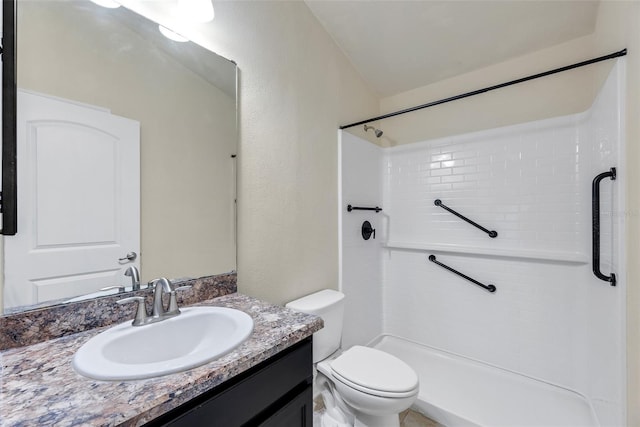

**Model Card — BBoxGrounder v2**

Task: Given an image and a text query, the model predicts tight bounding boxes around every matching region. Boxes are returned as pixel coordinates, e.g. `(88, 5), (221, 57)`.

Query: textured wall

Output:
(376, 34), (607, 147)
(119, 1), (380, 305)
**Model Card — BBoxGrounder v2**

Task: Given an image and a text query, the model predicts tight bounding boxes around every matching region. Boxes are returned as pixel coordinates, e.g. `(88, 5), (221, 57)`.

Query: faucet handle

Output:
(149, 277), (173, 292)
(166, 285), (192, 316)
(117, 296), (148, 326)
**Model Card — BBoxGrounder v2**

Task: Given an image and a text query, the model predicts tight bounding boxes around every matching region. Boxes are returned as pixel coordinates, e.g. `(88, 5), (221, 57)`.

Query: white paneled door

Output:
(3, 90), (140, 308)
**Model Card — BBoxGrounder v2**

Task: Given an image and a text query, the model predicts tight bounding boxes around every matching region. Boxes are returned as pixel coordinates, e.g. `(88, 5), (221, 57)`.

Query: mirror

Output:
(2, 0), (237, 312)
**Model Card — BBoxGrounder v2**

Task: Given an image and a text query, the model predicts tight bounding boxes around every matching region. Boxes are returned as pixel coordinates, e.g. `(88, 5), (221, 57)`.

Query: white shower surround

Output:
(339, 62), (625, 426)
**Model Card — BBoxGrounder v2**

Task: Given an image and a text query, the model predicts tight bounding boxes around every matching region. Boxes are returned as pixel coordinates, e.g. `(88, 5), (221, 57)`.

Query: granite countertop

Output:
(0, 293), (322, 426)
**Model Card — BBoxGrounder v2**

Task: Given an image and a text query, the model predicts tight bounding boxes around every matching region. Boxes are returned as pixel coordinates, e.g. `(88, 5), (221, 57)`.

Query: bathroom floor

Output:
(398, 409), (443, 427)
(313, 396), (442, 427)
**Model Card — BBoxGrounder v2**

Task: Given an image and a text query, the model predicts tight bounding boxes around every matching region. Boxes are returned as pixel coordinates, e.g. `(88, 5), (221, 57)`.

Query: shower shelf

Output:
(383, 241), (589, 264)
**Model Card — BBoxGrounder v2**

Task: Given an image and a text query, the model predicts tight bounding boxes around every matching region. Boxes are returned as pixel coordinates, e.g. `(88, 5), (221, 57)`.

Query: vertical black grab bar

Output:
(592, 167), (616, 286)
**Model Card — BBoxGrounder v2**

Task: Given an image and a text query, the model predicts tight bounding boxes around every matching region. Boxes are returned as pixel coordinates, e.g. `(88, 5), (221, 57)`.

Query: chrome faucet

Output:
(124, 266), (141, 291)
(151, 277), (173, 320)
(117, 277), (192, 326)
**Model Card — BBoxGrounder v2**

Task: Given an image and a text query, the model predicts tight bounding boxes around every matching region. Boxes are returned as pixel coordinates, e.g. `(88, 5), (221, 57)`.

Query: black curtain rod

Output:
(340, 49), (627, 130)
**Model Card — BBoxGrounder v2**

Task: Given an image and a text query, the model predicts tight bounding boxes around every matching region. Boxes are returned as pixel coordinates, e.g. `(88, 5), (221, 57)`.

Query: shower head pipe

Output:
(363, 125), (383, 138)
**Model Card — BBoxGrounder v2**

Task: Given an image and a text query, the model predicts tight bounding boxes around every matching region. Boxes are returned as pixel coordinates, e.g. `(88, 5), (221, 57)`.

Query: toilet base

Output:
(317, 369), (409, 427)
(318, 400), (400, 427)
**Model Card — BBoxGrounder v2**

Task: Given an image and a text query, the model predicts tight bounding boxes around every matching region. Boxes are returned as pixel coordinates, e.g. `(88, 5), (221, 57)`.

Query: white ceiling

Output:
(305, 0), (599, 97)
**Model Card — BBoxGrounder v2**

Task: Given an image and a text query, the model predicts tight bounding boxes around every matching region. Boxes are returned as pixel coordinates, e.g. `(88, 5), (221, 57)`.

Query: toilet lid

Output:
(330, 346), (418, 394)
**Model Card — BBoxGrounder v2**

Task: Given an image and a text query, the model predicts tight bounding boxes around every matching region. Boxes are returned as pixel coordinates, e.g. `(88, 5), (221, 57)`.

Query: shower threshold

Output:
(371, 335), (599, 427)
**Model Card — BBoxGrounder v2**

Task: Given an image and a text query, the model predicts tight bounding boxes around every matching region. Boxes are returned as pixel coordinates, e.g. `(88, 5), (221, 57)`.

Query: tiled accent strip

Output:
(0, 272), (237, 350)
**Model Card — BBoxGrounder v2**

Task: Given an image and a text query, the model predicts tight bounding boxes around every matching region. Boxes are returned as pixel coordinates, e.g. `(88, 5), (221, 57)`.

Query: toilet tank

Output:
(286, 289), (345, 363)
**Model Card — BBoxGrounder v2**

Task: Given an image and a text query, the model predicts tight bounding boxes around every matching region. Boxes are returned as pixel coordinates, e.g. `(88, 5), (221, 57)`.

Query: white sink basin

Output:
(73, 306), (253, 381)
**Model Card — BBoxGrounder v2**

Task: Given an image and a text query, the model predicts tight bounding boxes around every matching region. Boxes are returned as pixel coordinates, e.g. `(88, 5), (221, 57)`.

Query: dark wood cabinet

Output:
(258, 384), (312, 427)
(146, 337), (313, 427)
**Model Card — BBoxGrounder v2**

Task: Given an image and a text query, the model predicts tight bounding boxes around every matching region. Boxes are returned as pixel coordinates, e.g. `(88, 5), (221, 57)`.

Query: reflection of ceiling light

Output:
(90, 0), (121, 8)
(177, 0), (215, 23)
(158, 25), (189, 43)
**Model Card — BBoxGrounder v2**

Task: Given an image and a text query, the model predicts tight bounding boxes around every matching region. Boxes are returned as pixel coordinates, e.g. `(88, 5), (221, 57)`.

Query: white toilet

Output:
(286, 289), (419, 427)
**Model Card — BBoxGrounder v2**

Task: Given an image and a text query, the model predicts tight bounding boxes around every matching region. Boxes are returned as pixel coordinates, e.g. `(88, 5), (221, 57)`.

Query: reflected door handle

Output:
(119, 251), (137, 262)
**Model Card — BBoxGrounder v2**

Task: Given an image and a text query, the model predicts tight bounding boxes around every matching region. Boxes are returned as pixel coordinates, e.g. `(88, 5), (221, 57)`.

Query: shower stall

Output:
(338, 61), (626, 426)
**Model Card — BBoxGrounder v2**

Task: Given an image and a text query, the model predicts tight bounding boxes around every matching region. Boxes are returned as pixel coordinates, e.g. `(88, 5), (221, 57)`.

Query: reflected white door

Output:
(3, 90), (140, 308)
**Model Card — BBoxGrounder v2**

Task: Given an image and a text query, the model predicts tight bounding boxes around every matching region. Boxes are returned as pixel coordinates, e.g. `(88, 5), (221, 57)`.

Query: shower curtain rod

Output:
(339, 49), (627, 130)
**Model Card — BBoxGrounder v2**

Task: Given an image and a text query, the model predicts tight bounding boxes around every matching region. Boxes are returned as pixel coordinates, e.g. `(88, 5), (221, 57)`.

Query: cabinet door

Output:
(146, 338), (313, 427)
(258, 385), (313, 427)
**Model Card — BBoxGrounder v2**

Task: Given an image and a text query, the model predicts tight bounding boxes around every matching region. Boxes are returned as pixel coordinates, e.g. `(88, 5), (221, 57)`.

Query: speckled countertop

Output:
(0, 293), (322, 426)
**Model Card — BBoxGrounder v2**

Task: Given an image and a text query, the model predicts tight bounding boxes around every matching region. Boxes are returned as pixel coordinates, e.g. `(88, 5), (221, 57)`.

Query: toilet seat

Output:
(329, 346), (419, 398)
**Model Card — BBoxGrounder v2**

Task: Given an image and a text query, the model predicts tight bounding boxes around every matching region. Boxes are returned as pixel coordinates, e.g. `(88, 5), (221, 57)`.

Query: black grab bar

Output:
(592, 168), (616, 286)
(428, 255), (496, 293)
(347, 204), (382, 213)
(434, 199), (497, 238)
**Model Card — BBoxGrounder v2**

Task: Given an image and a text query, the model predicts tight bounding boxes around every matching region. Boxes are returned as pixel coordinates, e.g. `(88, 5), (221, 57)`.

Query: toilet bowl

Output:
(286, 290), (419, 427)
(317, 345), (419, 427)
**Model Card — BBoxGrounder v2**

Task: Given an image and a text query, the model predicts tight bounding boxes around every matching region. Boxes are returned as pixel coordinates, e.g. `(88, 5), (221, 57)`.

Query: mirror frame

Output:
(2, 0), (17, 235)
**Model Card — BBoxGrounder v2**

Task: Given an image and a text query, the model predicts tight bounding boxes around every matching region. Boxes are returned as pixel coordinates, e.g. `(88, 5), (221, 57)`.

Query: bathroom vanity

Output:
(148, 338), (313, 426)
(0, 291), (322, 426)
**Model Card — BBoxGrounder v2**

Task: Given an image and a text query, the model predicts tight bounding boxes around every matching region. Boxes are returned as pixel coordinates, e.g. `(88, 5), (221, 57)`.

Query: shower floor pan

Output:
(371, 335), (599, 427)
